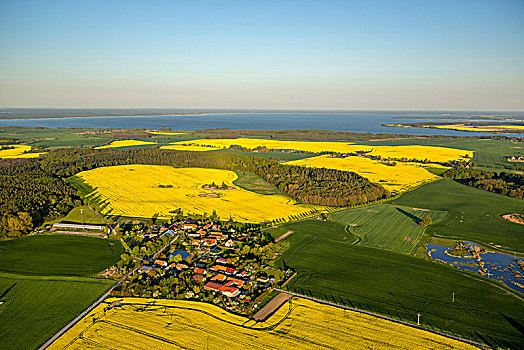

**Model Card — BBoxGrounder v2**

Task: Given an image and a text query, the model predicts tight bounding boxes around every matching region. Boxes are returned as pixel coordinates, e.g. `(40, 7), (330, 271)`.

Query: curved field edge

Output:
(69, 165), (324, 223)
(49, 297), (476, 350)
(270, 218), (524, 348)
(328, 203), (448, 254)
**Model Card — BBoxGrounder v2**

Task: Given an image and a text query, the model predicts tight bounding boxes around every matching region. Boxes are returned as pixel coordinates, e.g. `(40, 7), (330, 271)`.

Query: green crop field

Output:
(268, 219), (359, 245)
(328, 204), (448, 253)
(0, 274), (113, 350)
(391, 179), (524, 253)
(233, 171), (287, 196)
(57, 205), (106, 225)
(0, 235), (123, 277)
(270, 220), (524, 348)
(0, 235), (123, 349)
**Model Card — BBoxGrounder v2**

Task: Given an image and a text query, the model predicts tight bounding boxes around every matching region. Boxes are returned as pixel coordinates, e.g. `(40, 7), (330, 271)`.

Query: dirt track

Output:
(275, 231), (293, 242)
(253, 292), (293, 321)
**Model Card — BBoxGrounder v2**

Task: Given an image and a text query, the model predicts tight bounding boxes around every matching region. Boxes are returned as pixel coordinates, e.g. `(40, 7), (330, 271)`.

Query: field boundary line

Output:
(274, 288), (492, 349)
(39, 233), (181, 349)
(38, 266), (139, 350)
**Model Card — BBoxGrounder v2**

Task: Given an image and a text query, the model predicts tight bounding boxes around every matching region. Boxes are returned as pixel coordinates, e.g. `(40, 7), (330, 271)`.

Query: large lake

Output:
(0, 111), (523, 137)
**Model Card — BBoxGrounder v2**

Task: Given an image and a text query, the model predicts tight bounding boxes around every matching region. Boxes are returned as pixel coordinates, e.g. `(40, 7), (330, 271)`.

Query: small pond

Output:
(426, 242), (524, 294)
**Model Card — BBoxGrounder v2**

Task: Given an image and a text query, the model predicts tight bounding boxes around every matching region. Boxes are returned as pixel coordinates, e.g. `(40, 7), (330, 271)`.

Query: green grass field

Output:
(391, 179), (524, 253)
(267, 219), (359, 245)
(0, 235), (123, 277)
(233, 171), (287, 196)
(58, 205), (106, 225)
(0, 235), (123, 349)
(328, 204), (448, 253)
(0, 274), (113, 350)
(270, 220), (524, 348)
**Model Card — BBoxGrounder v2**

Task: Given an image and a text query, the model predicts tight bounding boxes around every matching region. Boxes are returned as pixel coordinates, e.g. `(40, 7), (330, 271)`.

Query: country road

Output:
(39, 233), (181, 349)
(274, 288), (491, 349)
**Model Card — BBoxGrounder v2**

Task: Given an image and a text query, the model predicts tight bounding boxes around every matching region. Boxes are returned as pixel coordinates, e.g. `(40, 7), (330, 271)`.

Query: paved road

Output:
(39, 234), (181, 349)
(274, 288), (491, 349)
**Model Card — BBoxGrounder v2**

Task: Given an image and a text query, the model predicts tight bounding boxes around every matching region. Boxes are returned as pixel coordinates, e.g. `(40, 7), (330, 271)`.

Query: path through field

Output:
(275, 230), (293, 242)
(252, 292), (293, 321)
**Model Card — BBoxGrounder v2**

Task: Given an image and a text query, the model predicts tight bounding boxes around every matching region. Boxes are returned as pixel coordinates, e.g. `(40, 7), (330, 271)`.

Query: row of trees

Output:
(443, 166), (524, 199)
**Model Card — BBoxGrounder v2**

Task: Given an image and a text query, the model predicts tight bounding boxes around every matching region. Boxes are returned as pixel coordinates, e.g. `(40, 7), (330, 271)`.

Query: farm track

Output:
(274, 289), (492, 349)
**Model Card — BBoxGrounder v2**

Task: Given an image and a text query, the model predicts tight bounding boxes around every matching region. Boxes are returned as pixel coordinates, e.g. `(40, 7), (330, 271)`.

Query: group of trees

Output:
(0, 159), (77, 238)
(255, 164), (390, 206)
(443, 166), (524, 199)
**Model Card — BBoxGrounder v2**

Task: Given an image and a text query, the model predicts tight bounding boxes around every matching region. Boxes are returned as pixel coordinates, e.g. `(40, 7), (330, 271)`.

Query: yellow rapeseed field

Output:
(50, 297), (475, 350)
(160, 144), (219, 151)
(95, 140), (158, 149)
(146, 131), (188, 135)
(161, 138), (472, 162)
(287, 155), (445, 194)
(423, 124), (524, 132)
(76, 165), (320, 222)
(0, 144), (45, 158)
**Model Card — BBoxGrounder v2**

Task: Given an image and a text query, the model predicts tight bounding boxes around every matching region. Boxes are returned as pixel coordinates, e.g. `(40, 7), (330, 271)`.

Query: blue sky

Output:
(0, 0), (523, 110)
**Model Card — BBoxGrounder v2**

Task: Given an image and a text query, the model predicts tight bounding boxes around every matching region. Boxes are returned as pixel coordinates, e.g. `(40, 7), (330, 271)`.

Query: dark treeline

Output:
(0, 148), (389, 237)
(256, 164), (388, 206)
(197, 128), (523, 142)
(0, 159), (78, 238)
(443, 167), (524, 199)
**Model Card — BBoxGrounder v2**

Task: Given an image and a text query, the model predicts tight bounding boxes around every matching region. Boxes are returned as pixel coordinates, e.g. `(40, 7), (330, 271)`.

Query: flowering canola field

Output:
(146, 131), (187, 135)
(75, 165), (319, 222)
(422, 124), (524, 132)
(287, 155), (445, 194)
(0, 144), (45, 158)
(95, 140), (158, 149)
(50, 297), (475, 350)
(161, 138), (472, 162)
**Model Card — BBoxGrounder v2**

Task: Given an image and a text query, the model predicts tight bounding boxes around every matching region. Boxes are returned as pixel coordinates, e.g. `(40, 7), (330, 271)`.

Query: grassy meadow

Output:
(49, 297), (475, 350)
(58, 205), (106, 225)
(328, 204), (448, 253)
(391, 179), (524, 252)
(0, 235), (122, 277)
(74, 165), (322, 222)
(268, 220), (523, 348)
(0, 235), (123, 349)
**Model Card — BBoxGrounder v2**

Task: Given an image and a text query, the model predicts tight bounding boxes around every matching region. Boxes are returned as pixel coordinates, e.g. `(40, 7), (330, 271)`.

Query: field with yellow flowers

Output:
(422, 124), (524, 132)
(50, 297), (475, 350)
(287, 155), (445, 194)
(146, 131), (188, 135)
(161, 138), (472, 163)
(0, 144), (45, 158)
(74, 165), (320, 222)
(95, 139), (158, 149)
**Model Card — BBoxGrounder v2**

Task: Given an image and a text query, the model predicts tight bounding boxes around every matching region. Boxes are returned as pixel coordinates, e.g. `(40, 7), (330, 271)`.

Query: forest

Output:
(443, 166), (524, 199)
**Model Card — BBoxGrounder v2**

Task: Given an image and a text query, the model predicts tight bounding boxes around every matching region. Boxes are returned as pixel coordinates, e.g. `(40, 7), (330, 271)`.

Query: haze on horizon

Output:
(0, 0), (523, 111)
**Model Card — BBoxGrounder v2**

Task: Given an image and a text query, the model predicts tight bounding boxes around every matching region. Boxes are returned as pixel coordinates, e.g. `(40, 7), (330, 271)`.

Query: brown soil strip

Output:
(252, 292), (293, 322)
(275, 231), (294, 243)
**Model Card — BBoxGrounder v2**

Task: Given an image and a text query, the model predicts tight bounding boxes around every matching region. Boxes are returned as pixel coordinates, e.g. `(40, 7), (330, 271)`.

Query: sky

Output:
(0, 0), (523, 110)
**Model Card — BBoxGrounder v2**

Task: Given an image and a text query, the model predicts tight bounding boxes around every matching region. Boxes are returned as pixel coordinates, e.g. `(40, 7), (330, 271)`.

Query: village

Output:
(108, 216), (291, 315)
